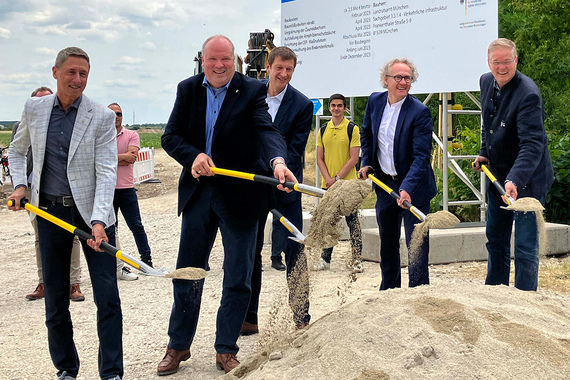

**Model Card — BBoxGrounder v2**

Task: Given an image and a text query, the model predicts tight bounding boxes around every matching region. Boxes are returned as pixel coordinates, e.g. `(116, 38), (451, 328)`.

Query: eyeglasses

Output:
(386, 75), (412, 83)
(115, 112), (122, 117)
(489, 59), (515, 67)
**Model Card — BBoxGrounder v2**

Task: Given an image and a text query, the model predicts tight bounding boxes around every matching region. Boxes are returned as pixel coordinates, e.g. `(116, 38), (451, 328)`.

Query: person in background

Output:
(473, 38), (553, 291)
(315, 93), (363, 273)
(11, 86), (84, 301)
(109, 102), (153, 281)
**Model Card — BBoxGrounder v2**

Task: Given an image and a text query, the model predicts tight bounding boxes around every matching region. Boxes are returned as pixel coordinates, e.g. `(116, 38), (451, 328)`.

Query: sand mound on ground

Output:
(223, 283), (570, 380)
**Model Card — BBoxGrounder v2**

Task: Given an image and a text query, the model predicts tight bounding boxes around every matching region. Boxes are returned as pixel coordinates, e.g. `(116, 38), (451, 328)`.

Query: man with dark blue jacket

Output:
(158, 35), (295, 375)
(359, 58), (436, 290)
(474, 38), (553, 291)
(243, 46), (313, 335)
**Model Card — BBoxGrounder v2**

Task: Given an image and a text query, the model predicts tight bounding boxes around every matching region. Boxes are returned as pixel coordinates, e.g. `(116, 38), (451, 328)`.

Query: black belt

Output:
(41, 193), (75, 207)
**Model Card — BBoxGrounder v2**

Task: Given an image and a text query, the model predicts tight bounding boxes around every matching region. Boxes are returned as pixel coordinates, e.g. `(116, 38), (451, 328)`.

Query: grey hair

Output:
(379, 58), (419, 89)
(488, 38), (517, 60)
(202, 35), (235, 56)
(55, 47), (90, 68)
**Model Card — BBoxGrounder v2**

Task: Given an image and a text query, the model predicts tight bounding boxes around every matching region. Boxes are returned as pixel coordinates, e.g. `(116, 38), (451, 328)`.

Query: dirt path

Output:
(1, 149), (569, 380)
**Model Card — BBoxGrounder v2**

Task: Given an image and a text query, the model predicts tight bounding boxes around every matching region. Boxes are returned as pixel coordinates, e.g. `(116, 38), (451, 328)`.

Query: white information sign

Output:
(282, 0), (498, 98)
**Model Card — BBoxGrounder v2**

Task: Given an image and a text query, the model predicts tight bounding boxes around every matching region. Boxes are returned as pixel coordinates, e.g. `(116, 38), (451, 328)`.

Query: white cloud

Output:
(29, 60), (53, 69)
(111, 56), (146, 71)
(35, 47), (57, 56)
(104, 79), (140, 88)
(141, 41), (156, 51)
(0, 73), (48, 85)
(0, 27), (10, 39)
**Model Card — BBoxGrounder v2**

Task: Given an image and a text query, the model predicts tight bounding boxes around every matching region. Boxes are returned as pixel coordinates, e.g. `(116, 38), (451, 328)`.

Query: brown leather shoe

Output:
(70, 284), (85, 302)
(26, 283), (45, 300)
(157, 346), (191, 376)
(240, 321), (259, 336)
(216, 353), (240, 373)
(296, 321), (309, 330)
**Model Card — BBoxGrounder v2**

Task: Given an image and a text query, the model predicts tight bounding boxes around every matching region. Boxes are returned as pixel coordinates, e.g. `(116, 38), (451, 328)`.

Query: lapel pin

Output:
(236, 89), (239, 93)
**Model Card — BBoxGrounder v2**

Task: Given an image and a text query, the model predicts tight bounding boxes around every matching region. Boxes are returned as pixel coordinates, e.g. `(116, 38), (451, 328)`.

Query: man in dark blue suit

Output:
(157, 35), (296, 376)
(359, 58), (436, 290)
(474, 38), (553, 291)
(242, 47), (313, 335)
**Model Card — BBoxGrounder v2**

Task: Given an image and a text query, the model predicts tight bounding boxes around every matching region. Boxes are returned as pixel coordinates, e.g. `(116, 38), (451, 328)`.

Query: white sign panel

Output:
(282, 0), (498, 98)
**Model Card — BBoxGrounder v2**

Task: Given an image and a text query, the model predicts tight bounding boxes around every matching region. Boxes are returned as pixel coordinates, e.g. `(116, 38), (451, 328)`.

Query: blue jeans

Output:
(485, 190), (541, 291)
(113, 188), (152, 262)
(37, 200), (122, 379)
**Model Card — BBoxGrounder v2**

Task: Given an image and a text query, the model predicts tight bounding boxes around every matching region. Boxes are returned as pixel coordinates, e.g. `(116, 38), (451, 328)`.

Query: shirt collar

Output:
(54, 95), (82, 111)
(386, 96), (405, 109)
(202, 75), (232, 92)
(266, 83), (288, 102)
(116, 126), (124, 137)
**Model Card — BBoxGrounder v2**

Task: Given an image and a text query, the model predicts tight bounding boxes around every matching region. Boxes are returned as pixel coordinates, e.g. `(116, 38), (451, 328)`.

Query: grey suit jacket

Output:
(9, 94), (118, 227)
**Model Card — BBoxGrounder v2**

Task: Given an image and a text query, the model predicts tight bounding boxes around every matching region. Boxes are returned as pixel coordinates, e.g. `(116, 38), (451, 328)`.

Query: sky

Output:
(0, 0), (283, 124)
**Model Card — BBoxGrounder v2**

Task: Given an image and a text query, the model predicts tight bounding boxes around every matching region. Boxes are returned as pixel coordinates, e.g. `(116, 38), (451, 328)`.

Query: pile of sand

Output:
(223, 283), (570, 380)
(304, 180), (371, 250)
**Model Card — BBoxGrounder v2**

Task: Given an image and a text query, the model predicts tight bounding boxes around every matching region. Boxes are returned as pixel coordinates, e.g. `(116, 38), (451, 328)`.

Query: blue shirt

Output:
(202, 76), (231, 157)
(40, 96), (81, 196)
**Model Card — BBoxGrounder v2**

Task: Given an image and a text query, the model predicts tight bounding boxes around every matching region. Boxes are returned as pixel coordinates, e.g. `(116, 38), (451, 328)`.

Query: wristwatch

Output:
(335, 175), (341, 181)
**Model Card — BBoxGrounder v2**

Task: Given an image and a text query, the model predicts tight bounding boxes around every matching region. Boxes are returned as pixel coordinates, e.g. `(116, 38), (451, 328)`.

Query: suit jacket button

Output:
(490, 129), (493, 134)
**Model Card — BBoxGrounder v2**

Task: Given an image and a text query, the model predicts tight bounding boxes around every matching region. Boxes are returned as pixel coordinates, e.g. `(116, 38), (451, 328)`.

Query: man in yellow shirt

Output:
(316, 93), (363, 273)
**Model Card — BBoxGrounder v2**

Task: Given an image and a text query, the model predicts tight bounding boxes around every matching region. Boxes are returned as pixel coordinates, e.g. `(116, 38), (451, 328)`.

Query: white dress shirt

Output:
(265, 84), (288, 122)
(377, 97), (405, 175)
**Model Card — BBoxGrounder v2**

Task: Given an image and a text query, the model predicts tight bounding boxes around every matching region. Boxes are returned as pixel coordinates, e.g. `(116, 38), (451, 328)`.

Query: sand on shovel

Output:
(409, 210), (460, 261)
(303, 180), (372, 250)
(164, 267), (208, 280)
(506, 197), (547, 256)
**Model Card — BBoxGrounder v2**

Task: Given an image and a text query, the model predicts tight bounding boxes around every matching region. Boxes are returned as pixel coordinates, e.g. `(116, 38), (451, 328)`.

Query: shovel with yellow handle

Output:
(7, 198), (207, 280)
(270, 209), (306, 243)
(359, 172), (427, 221)
(472, 162), (515, 206)
(210, 167), (326, 198)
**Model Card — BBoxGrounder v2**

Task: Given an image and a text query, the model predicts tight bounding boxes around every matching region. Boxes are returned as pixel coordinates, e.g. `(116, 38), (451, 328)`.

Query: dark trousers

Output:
(375, 174), (430, 290)
(485, 190), (541, 291)
(246, 197), (311, 326)
(37, 201), (122, 379)
(167, 184), (257, 354)
(113, 188), (152, 262)
(322, 211), (362, 264)
(271, 214), (287, 259)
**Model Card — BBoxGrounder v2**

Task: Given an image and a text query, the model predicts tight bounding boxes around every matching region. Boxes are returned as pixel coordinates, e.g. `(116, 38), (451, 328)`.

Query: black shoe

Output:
(142, 258), (153, 268)
(271, 257), (286, 271)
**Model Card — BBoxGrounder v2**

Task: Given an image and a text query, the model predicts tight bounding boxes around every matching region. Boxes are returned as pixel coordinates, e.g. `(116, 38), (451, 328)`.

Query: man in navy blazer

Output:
(474, 38), (553, 291)
(158, 35), (295, 376)
(243, 47), (313, 336)
(359, 58), (436, 290)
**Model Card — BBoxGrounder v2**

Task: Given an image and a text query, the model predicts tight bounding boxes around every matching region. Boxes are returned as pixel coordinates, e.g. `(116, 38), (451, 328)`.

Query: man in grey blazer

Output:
(8, 47), (122, 380)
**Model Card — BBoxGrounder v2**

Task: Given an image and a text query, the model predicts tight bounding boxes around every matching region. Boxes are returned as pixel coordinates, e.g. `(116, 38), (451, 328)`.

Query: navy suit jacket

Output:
(270, 84), (313, 204)
(480, 71), (553, 199)
(360, 92), (436, 206)
(162, 72), (286, 219)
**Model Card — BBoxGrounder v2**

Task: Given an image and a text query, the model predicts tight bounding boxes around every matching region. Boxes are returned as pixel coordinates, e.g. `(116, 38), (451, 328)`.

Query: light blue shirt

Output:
(202, 76), (231, 157)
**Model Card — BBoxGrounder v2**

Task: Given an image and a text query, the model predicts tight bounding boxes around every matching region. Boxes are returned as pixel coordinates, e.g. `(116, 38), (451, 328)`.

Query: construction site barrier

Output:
(133, 147), (155, 184)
